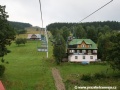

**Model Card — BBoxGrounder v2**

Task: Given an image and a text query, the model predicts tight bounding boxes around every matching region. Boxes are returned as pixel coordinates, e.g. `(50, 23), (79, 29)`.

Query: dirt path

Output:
(52, 68), (66, 90)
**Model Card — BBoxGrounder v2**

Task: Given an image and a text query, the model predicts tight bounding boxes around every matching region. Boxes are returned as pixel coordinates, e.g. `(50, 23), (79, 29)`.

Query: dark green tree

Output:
(76, 25), (87, 38)
(102, 25), (111, 34)
(53, 32), (66, 65)
(0, 5), (16, 58)
(107, 33), (120, 70)
(97, 33), (112, 60)
(61, 26), (70, 42)
(87, 26), (97, 43)
(0, 5), (15, 76)
(15, 38), (27, 46)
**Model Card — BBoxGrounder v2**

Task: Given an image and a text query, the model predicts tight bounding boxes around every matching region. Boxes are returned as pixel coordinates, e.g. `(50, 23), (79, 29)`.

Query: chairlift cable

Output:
(38, 0), (43, 28)
(80, 0), (113, 22)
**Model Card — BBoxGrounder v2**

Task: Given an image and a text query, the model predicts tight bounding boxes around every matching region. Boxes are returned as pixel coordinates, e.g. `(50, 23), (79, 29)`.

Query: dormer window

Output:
(82, 45), (85, 47)
(89, 45), (92, 47)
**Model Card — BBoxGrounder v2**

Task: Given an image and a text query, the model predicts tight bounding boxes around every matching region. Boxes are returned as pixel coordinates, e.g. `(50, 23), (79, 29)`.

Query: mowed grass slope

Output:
(57, 63), (120, 90)
(1, 40), (56, 90)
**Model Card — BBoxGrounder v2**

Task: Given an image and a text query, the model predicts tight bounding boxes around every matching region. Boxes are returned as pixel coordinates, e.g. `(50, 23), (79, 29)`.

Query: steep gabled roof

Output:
(68, 39), (97, 49)
(27, 34), (41, 39)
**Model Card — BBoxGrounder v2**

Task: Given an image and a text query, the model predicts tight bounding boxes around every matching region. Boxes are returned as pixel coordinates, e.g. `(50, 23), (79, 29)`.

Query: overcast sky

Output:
(0, 0), (120, 27)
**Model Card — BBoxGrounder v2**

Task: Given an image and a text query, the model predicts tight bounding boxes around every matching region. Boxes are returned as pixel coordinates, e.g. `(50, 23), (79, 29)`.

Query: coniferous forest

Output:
(47, 21), (120, 31)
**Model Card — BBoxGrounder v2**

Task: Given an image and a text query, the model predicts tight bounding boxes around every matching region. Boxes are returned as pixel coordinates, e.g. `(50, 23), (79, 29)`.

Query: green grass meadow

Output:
(0, 33), (120, 90)
(1, 40), (56, 90)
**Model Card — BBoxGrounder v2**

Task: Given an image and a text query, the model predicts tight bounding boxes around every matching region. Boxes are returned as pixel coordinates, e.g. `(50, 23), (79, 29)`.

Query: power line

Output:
(80, 0), (113, 22)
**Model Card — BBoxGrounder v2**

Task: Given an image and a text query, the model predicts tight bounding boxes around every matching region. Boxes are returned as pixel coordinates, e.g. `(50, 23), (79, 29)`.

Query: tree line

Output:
(47, 21), (120, 31)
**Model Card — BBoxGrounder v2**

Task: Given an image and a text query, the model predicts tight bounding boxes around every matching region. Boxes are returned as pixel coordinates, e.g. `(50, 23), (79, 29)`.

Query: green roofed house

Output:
(67, 39), (97, 63)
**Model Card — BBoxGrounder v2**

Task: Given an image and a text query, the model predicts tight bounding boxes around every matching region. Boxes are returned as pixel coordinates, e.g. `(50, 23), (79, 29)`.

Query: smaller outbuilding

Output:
(27, 34), (41, 40)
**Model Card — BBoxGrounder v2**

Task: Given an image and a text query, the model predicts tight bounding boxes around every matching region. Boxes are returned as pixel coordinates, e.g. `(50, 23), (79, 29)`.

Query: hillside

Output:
(8, 21), (46, 35)
(9, 21), (32, 30)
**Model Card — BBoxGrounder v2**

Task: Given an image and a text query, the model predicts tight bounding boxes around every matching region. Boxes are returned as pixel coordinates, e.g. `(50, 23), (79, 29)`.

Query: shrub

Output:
(94, 72), (107, 79)
(15, 38), (27, 46)
(81, 74), (93, 81)
(90, 61), (108, 65)
(0, 65), (5, 76)
(7, 50), (11, 53)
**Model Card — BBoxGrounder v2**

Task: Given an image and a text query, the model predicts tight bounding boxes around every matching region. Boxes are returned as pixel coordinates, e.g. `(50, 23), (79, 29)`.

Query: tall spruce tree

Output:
(53, 32), (66, 65)
(61, 26), (70, 42)
(87, 26), (97, 43)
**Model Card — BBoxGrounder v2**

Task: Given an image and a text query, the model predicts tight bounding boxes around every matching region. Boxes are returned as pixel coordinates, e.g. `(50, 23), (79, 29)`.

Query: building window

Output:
(70, 50), (74, 53)
(88, 50), (91, 53)
(90, 56), (93, 59)
(82, 50), (86, 53)
(83, 56), (85, 59)
(93, 50), (97, 53)
(77, 50), (80, 53)
(82, 45), (85, 47)
(75, 50), (77, 53)
(75, 56), (78, 59)
(72, 50), (74, 53)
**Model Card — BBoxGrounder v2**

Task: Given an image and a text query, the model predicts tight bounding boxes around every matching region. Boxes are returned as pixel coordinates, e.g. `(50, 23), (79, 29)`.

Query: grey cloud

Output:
(0, 0), (119, 27)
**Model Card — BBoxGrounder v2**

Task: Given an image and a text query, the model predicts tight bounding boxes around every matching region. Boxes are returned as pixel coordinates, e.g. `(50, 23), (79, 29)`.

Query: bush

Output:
(90, 61), (108, 65)
(94, 72), (107, 79)
(81, 74), (93, 81)
(0, 65), (5, 76)
(7, 50), (11, 53)
(15, 38), (27, 46)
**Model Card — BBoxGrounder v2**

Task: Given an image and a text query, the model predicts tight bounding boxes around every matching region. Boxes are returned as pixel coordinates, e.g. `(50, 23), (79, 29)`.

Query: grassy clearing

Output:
(56, 63), (120, 90)
(16, 34), (28, 38)
(57, 63), (109, 80)
(0, 40), (56, 90)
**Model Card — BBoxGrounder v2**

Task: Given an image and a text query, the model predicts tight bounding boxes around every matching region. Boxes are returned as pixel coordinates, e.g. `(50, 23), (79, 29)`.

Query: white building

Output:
(67, 39), (97, 63)
(27, 34), (41, 40)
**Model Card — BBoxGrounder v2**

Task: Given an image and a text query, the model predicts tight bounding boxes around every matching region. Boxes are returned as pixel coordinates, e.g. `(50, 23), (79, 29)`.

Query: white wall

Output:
(68, 54), (97, 62)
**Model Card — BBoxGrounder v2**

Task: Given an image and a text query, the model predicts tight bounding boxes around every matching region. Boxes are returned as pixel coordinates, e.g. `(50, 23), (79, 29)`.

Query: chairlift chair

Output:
(37, 35), (48, 52)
